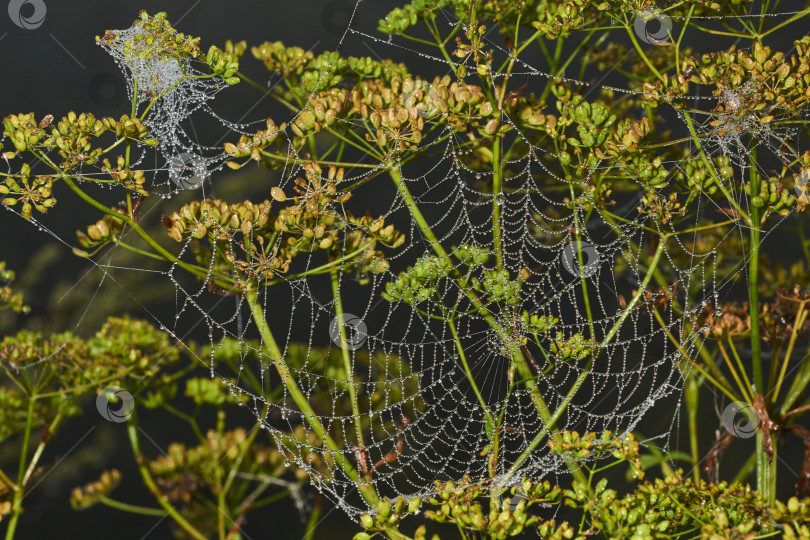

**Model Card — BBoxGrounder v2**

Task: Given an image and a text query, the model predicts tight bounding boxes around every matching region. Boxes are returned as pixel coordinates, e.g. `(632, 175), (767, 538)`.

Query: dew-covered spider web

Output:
(6, 2), (810, 519)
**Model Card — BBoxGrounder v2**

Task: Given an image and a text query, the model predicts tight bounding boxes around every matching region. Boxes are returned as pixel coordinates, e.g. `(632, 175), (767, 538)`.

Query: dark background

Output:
(0, 1), (807, 539)
(0, 2), (420, 538)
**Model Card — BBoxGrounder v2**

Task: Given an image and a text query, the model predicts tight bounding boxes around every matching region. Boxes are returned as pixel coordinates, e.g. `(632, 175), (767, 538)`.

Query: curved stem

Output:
(126, 409), (208, 540)
(389, 165), (586, 484)
(772, 302), (808, 406)
(505, 238), (667, 484)
(245, 288), (409, 539)
(4, 399), (35, 540)
(62, 177), (235, 289)
(99, 497), (167, 517)
(331, 268), (365, 447)
(492, 134), (503, 268)
(446, 316), (494, 429)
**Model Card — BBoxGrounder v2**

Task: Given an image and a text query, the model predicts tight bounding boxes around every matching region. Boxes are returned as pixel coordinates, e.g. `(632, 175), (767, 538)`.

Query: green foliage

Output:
(354, 431), (810, 539)
(4, 2), (810, 538)
(0, 263), (29, 314)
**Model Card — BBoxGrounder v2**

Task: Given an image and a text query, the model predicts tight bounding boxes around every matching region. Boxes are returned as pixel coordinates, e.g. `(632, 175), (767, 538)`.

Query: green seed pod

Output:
(360, 513), (374, 530)
(579, 132), (595, 147)
(12, 133), (26, 152)
(302, 110), (317, 130)
(377, 498), (391, 519)
(484, 118), (499, 135)
(574, 102), (591, 122)
(88, 224), (104, 241)
(789, 497), (801, 514)
(290, 121), (305, 138)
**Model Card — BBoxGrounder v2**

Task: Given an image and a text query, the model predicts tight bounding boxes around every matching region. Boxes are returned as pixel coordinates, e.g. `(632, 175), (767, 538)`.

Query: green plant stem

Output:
(572, 215), (595, 341)
(748, 147), (763, 395)
(652, 309), (738, 402)
(492, 135), (503, 268)
(685, 372), (700, 483)
(218, 410), (266, 540)
(759, 430), (777, 506)
(732, 452), (757, 485)
(221, 412), (266, 499)
(125, 410), (208, 540)
(99, 497), (167, 516)
(728, 337), (753, 392)
(624, 24), (664, 83)
(747, 144), (770, 503)
(771, 302), (808, 406)
(716, 340), (753, 403)
(504, 239), (666, 484)
(388, 166), (449, 259)
(244, 289), (408, 540)
(216, 411), (227, 540)
(62, 177), (236, 289)
(242, 488), (290, 511)
(780, 349), (810, 417)
(302, 493), (323, 540)
(331, 267), (365, 447)
(4, 398), (35, 540)
(680, 113), (749, 224)
(446, 317), (492, 426)
(388, 165), (585, 484)
(446, 314), (500, 476)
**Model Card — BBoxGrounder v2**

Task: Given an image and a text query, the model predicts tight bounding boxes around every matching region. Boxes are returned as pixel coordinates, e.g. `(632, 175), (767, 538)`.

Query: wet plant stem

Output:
(3, 399), (35, 540)
(331, 267), (365, 447)
(245, 288), (409, 540)
(126, 409), (208, 540)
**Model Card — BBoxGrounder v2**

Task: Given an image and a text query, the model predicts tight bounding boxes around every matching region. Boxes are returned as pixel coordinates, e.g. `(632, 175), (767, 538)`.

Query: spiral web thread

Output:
(6, 4), (810, 519)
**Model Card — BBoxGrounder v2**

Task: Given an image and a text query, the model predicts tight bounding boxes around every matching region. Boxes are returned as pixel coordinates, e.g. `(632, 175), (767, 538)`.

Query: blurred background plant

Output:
(1, 0), (810, 538)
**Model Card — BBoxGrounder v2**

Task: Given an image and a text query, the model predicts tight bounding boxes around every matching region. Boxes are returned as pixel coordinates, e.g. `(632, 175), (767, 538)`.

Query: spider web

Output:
(5, 2), (810, 520)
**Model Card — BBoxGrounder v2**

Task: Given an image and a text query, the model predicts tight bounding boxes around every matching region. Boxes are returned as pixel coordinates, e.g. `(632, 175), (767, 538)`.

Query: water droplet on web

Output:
(495, 193), (505, 206)
(476, 173), (481, 180)
(284, 460), (290, 467)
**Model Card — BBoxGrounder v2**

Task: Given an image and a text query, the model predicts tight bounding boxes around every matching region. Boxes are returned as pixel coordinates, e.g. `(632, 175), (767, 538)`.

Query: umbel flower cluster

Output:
(2, 2), (810, 539)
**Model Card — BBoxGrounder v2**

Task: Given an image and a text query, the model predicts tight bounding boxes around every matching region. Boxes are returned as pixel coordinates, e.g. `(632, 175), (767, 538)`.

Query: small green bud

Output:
(360, 514), (374, 530)
(789, 497), (801, 514)
(378, 498), (391, 519)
